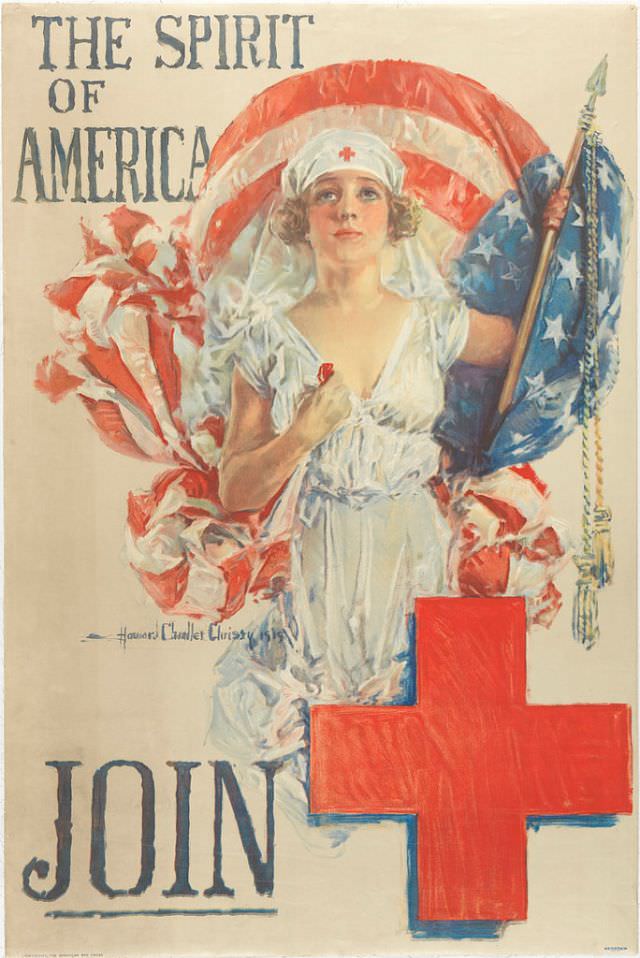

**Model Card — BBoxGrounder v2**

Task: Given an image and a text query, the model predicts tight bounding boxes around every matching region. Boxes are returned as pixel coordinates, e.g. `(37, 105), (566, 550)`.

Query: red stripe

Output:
(108, 206), (156, 253)
(137, 563), (189, 614)
(34, 352), (85, 403)
(509, 463), (548, 497)
(458, 543), (512, 597)
(201, 60), (546, 193)
(218, 551), (253, 619)
(81, 222), (114, 263)
(250, 540), (290, 596)
(147, 316), (181, 417)
(80, 396), (149, 460)
(528, 526), (563, 561)
(198, 415), (225, 448)
(128, 486), (159, 538)
(399, 151), (493, 232)
(45, 276), (96, 318)
(81, 334), (164, 440)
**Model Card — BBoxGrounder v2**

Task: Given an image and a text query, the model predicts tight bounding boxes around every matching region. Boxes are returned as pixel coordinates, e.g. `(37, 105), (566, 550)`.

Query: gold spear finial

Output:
(587, 54), (608, 99)
(581, 55), (608, 128)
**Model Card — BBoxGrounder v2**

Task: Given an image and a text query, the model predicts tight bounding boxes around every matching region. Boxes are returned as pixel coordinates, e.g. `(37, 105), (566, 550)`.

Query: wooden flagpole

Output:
(483, 55), (608, 447)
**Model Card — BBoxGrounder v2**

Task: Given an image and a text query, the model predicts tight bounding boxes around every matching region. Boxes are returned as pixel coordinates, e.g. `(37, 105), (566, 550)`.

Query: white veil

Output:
(200, 191), (455, 318)
(181, 155), (459, 434)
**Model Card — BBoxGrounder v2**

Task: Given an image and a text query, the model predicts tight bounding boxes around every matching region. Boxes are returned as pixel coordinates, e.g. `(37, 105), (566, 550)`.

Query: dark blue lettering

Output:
(204, 761), (276, 898)
(90, 760), (155, 897)
(22, 762), (82, 900)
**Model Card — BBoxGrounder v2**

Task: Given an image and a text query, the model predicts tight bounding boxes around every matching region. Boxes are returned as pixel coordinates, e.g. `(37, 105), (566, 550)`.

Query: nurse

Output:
(210, 129), (567, 819)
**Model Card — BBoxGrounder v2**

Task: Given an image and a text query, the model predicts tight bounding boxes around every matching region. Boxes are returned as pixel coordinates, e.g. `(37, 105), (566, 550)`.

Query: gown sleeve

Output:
(429, 293), (471, 371)
(233, 316), (274, 399)
(190, 304), (278, 433)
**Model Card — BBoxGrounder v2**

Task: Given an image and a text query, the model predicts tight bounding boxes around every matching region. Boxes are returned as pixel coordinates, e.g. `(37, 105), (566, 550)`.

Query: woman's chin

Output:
(320, 242), (383, 267)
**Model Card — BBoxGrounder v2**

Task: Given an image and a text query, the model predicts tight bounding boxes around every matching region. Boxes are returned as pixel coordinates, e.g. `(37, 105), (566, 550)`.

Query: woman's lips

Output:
(333, 229), (363, 238)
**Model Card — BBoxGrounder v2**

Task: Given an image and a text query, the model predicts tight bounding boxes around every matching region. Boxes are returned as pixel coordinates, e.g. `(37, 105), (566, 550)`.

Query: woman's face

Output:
(305, 170), (391, 266)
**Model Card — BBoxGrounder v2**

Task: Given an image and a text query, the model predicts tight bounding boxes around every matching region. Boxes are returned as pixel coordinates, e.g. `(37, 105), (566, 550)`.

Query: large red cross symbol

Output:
(310, 598), (631, 922)
(338, 146), (356, 162)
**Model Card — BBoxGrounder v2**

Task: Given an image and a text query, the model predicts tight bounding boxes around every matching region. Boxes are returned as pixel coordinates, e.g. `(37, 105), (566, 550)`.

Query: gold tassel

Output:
(593, 414), (613, 589)
(572, 554), (600, 648)
(593, 505), (614, 588)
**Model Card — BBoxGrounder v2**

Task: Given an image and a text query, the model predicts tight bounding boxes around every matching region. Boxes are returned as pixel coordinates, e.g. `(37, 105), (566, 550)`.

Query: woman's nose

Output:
(337, 191), (358, 219)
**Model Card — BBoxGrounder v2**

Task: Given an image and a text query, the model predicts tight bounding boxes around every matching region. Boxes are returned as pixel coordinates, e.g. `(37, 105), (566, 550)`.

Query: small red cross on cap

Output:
(339, 146), (356, 162)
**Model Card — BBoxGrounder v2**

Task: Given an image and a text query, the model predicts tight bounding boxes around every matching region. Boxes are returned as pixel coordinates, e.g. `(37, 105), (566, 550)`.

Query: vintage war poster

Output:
(3, 4), (637, 956)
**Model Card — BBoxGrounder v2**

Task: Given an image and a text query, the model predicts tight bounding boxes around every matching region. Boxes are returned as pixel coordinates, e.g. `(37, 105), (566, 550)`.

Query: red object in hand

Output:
(428, 474), (451, 514)
(317, 362), (334, 384)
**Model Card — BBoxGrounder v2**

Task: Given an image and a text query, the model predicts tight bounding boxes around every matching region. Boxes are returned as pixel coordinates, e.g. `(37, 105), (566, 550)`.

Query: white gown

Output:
(209, 293), (469, 816)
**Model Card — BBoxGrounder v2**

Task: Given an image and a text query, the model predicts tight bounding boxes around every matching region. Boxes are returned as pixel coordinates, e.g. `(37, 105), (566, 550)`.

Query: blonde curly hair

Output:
(272, 190), (423, 246)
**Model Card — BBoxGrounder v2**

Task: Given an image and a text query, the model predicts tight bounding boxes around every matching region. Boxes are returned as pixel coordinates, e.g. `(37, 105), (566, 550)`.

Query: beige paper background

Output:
(3, 4), (637, 955)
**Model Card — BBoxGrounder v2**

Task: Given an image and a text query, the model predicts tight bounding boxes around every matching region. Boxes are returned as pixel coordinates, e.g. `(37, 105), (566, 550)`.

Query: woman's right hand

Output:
(291, 372), (352, 451)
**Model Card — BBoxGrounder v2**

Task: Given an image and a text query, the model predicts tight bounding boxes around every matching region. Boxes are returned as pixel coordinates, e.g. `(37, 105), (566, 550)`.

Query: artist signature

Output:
(83, 623), (289, 647)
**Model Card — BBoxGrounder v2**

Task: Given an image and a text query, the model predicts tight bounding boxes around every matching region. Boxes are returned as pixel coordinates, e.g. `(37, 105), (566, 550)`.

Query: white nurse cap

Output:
(282, 129), (406, 199)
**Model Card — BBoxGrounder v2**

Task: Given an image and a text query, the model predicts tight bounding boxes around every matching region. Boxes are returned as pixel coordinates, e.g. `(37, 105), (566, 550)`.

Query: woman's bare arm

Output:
(459, 311), (516, 367)
(218, 370), (308, 512)
(218, 367), (351, 512)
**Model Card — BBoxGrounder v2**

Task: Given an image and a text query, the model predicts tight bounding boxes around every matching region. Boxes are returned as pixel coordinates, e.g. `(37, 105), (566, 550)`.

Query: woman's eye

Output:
(360, 188), (382, 201)
(314, 189), (338, 203)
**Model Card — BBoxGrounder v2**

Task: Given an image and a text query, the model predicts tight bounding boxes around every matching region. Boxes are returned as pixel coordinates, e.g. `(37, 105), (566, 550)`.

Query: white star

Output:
(457, 271), (477, 296)
(601, 228), (620, 270)
(519, 221), (535, 244)
(502, 261), (526, 289)
(537, 384), (563, 410)
(538, 156), (561, 186)
(570, 202), (584, 228)
(525, 371), (546, 394)
(498, 195), (524, 229)
(598, 159), (615, 193)
(557, 251), (582, 291)
(469, 233), (500, 264)
(541, 312), (567, 349)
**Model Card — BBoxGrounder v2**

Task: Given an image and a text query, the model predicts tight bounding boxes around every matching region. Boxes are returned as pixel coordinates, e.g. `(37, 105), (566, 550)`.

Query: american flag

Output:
(439, 141), (630, 472)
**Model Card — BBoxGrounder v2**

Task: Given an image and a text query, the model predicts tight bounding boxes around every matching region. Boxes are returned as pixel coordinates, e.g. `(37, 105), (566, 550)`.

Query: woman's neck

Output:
(312, 259), (385, 313)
